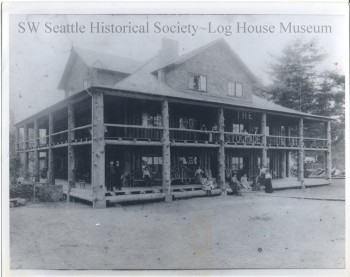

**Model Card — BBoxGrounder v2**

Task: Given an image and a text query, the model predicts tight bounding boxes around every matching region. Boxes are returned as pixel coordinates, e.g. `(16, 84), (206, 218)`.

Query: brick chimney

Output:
(158, 38), (179, 64)
(157, 38), (179, 81)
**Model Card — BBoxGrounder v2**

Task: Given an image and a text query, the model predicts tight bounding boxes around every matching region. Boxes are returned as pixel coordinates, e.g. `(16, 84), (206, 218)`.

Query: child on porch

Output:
(201, 177), (215, 195)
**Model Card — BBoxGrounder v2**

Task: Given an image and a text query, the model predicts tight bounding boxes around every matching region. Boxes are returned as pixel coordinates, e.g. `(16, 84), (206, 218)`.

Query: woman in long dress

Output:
(264, 170), (273, 193)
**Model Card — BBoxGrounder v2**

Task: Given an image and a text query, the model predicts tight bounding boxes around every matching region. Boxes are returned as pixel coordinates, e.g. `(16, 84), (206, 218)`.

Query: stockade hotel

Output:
(15, 38), (332, 208)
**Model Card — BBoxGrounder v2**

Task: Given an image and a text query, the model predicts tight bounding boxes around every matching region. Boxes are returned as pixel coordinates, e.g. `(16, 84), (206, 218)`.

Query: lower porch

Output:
(57, 177), (330, 205)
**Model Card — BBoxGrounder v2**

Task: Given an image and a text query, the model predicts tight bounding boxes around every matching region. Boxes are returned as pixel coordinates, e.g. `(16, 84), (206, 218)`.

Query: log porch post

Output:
(298, 118), (305, 188)
(325, 121), (332, 182)
(34, 119), (40, 182)
(261, 112), (268, 168)
(24, 124), (28, 172)
(91, 91), (106, 208)
(67, 103), (75, 202)
(217, 107), (226, 191)
(162, 99), (172, 202)
(286, 126), (291, 177)
(48, 113), (55, 185)
(281, 151), (286, 178)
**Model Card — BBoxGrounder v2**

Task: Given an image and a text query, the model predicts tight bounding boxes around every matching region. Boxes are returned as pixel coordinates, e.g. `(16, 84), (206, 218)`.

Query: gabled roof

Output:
(103, 39), (327, 120)
(73, 47), (143, 74)
(58, 47), (143, 90)
(152, 38), (260, 85)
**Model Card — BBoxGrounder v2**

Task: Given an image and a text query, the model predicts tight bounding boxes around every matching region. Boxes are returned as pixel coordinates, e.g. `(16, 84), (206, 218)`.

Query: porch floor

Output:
(57, 177), (330, 203)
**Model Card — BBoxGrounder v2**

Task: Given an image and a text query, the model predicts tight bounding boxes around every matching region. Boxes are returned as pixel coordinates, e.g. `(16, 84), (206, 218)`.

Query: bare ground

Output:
(10, 179), (345, 270)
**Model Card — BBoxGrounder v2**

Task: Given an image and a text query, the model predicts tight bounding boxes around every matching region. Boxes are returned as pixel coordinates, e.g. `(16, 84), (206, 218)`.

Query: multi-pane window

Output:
(231, 157), (244, 170)
(228, 82), (235, 96)
(142, 113), (162, 127)
(178, 157), (198, 165)
(179, 117), (197, 129)
(232, 123), (245, 133)
(189, 74), (207, 92)
(235, 82), (243, 97)
(227, 81), (243, 97)
(142, 156), (163, 176)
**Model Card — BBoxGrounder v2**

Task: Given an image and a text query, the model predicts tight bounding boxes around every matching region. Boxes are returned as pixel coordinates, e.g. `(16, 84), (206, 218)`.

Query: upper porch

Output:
(15, 88), (330, 153)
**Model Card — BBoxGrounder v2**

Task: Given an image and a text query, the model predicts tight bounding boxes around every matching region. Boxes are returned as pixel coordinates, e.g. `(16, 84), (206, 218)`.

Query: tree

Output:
(9, 111), (20, 184)
(266, 38), (327, 113)
(264, 38), (345, 142)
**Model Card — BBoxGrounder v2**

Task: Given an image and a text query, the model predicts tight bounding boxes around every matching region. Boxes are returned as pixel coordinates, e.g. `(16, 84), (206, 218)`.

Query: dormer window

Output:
(189, 74), (207, 92)
(228, 81), (243, 97)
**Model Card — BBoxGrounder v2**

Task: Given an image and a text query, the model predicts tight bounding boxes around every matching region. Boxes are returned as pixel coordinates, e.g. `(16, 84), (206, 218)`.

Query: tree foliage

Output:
(263, 38), (345, 142)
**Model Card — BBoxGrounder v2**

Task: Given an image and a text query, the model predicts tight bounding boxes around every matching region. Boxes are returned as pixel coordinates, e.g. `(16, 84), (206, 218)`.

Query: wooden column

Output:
(23, 124), (28, 172)
(67, 103), (75, 202)
(48, 113), (55, 185)
(261, 112), (268, 168)
(298, 118), (305, 188)
(325, 121), (332, 182)
(217, 108), (226, 190)
(281, 151), (286, 178)
(15, 127), (19, 152)
(286, 126), (291, 177)
(162, 99), (172, 202)
(34, 119), (40, 182)
(91, 91), (106, 208)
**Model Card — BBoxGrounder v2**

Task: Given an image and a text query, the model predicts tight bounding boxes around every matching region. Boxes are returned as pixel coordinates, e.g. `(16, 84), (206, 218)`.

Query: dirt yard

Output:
(10, 179), (345, 270)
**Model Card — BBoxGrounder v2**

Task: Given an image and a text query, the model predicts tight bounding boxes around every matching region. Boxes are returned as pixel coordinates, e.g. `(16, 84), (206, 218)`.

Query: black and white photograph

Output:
(2, 1), (348, 275)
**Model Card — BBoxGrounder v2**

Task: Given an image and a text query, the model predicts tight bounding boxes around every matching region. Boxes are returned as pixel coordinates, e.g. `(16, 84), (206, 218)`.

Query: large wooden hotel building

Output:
(15, 38), (332, 208)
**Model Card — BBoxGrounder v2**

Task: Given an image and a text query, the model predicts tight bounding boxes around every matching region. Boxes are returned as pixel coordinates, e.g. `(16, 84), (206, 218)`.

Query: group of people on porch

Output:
(194, 165), (273, 195)
(105, 159), (273, 194)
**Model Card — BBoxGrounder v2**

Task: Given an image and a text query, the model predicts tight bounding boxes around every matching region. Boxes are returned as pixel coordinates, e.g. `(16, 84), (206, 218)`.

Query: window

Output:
(142, 156), (163, 176)
(231, 157), (244, 170)
(179, 117), (197, 129)
(235, 82), (243, 97)
(228, 82), (235, 96)
(142, 113), (162, 127)
(232, 123), (244, 133)
(228, 81), (243, 97)
(178, 157), (198, 165)
(189, 74), (207, 92)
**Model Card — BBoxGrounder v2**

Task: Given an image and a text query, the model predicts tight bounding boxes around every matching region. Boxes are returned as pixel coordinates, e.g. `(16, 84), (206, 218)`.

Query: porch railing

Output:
(267, 135), (300, 147)
(52, 130), (68, 144)
(169, 128), (220, 143)
(224, 132), (263, 146)
(71, 124), (92, 142)
(105, 123), (163, 141)
(303, 137), (327, 149)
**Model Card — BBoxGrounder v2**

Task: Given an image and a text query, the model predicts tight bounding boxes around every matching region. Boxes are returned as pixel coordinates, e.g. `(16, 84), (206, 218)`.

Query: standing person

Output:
(265, 170), (273, 193)
(143, 166), (152, 187)
(114, 161), (123, 191)
(212, 123), (218, 142)
(195, 165), (205, 184)
(259, 166), (267, 190)
(106, 161), (116, 192)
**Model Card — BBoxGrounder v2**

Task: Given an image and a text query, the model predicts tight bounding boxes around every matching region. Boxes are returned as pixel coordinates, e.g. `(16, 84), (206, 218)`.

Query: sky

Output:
(9, 14), (346, 123)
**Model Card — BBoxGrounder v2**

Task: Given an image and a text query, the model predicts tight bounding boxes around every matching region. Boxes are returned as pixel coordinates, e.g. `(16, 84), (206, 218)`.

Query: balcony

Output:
(105, 124), (163, 142)
(170, 128), (219, 144)
(16, 124), (329, 151)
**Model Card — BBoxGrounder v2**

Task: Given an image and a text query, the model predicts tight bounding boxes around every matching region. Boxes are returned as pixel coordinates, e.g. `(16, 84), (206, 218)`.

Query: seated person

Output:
(229, 174), (242, 195)
(201, 177), (216, 195)
(240, 174), (251, 189)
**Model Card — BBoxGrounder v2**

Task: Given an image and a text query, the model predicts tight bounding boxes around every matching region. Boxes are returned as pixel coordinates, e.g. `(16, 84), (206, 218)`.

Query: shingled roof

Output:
(103, 40), (327, 120)
(73, 47), (143, 74)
